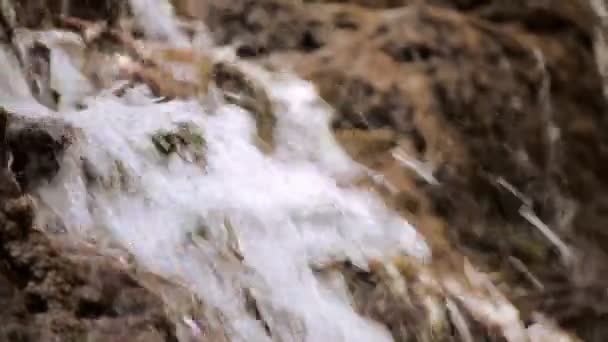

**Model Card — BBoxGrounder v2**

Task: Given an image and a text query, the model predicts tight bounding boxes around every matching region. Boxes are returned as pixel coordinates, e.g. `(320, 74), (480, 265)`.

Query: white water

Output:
(0, 2), (431, 341)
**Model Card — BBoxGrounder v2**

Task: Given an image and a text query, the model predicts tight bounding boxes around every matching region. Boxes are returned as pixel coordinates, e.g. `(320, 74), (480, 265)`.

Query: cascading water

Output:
(0, 1), (432, 341)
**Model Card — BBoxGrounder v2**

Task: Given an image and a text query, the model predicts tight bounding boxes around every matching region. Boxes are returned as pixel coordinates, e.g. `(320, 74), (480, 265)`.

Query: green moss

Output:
(151, 121), (206, 166)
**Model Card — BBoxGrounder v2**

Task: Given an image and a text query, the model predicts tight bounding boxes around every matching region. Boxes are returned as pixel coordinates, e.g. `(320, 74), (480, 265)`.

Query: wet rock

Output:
(22, 41), (58, 110)
(0, 111), (180, 341)
(212, 62), (276, 152)
(293, 5), (562, 247)
(128, 49), (277, 152)
(0, 108), (20, 197)
(13, 0), (127, 28)
(342, 259), (451, 341)
(315, 257), (506, 341)
(0, 0), (17, 37)
(0, 194), (179, 341)
(271, 0), (606, 284)
(303, 0), (412, 8)
(196, 0), (595, 59)
(152, 121), (207, 166)
(5, 110), (74, 191)
(198, 0), (332, 57)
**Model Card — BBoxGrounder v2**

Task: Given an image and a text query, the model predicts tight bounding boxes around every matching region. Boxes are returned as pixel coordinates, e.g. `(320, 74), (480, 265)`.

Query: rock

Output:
(5, 110), (74, 191)
(340, 259), (452, 342)
(303, 0), (412, 8)
(152, 121), (207, 166)
(0, 111), (183, 342)
(0, 193), (180, 342)
(196, 0), (333, 57)
(264, 0), (604, 269)
(12, 0), (127, 28)
(129, 48), (277, 152)
(0, 0), (17, 35)
(314, 256), (506, 342)
(212, 62), (276, 152)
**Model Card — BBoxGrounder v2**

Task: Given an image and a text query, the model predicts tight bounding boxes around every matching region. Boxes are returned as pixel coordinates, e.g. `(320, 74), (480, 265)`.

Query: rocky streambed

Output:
(2, 0), (608, 341)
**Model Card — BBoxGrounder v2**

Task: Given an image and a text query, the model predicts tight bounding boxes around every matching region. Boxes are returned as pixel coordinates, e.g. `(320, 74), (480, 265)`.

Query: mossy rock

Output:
(152, 121), (207, 167)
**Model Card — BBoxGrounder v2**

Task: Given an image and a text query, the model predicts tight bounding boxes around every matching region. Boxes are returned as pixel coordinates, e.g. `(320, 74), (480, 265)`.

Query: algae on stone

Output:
(151, 121), (207, 167)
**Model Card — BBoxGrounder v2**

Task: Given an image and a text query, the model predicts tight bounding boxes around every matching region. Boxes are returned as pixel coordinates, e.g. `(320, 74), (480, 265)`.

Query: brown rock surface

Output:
(11, 0), (127, 28)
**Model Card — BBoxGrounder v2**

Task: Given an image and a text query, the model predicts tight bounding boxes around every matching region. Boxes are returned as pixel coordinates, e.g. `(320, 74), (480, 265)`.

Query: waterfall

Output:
(0, 1), (431, 341)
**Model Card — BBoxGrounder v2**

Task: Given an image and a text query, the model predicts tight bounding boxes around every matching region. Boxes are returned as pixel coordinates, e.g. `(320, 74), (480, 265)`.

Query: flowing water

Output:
(0, 1), (432, 341)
